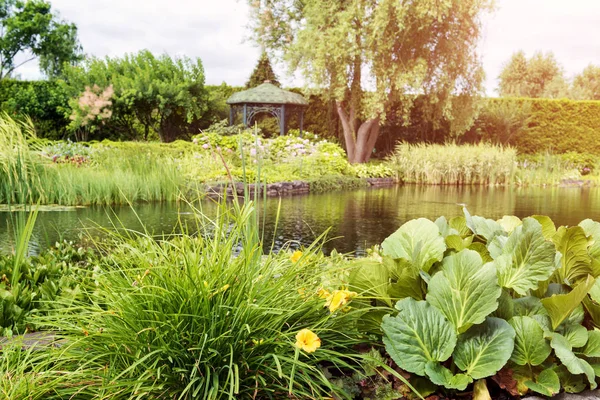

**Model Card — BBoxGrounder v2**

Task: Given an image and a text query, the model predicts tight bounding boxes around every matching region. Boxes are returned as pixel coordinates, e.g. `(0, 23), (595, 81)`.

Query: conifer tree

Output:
(245, 51), (280, 88)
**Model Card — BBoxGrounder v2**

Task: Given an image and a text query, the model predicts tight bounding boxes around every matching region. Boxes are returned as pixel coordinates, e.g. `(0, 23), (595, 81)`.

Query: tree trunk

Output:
(336, 101), (380, 164)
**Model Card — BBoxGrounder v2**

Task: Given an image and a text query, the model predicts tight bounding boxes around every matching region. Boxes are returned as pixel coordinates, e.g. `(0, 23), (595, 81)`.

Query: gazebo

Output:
(226, 81), (309, 136)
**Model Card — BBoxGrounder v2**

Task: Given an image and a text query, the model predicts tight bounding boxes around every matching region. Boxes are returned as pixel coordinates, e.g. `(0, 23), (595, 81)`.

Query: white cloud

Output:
(14, 0), (600, 95)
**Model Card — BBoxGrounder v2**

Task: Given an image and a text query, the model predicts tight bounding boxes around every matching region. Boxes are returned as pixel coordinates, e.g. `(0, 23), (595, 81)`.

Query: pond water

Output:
(1, 185), (599, 256)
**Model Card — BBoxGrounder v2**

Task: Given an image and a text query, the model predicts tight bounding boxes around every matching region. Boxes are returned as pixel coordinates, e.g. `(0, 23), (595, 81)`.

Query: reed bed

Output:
(388, 142), (518, 185)
(0, 115), (183, 206)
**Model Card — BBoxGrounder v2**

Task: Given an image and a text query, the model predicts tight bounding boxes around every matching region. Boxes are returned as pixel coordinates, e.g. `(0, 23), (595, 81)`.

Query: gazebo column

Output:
(280, 104), (286, 136)
(243, 104), (248, 127)
(299, 109), (304, 137)
(229, 107), (234, 126)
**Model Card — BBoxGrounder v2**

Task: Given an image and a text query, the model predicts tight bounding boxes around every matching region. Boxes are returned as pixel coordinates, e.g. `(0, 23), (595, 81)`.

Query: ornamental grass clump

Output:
(37, 200), (369, 399)
(389, 142), (517, 185)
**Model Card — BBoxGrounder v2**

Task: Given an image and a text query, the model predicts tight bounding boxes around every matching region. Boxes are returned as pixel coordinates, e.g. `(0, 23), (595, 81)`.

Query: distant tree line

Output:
(498, 51), (600, 100)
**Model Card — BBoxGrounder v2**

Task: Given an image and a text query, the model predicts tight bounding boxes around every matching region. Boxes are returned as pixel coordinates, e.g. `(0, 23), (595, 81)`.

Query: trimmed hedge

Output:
(510, 98), (600, 154)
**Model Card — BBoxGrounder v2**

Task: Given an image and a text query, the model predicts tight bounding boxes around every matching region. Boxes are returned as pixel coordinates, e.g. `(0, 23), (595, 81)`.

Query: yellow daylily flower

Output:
(290, 250), (303, 263)
(325, 289), (357, 313)
(317, 288), (331, 299)
(295, 328), (321, 353)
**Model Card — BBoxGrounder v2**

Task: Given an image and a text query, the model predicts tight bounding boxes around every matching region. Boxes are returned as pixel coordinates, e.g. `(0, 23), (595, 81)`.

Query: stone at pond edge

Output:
(205, 178), (397, 198)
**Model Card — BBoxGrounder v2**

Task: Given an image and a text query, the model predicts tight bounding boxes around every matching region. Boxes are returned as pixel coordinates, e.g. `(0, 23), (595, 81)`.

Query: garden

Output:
(4, 194), (600, 399)
(4, 0), (600, 398)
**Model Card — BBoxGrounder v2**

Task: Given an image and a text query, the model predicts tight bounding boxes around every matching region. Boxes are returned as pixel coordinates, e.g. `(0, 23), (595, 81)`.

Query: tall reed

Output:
(0, 114), (46, 204)
(388, 142), (518, 185)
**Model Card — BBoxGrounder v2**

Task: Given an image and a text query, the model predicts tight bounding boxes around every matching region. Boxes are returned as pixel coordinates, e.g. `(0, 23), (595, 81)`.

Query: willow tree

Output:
(248, 0), (493, 163)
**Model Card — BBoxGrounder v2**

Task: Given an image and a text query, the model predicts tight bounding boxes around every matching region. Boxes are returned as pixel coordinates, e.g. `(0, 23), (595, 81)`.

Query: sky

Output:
(13, 0), (600, 96)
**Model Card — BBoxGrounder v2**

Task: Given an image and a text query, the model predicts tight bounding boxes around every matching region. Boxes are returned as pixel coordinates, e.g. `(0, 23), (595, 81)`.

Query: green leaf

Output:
(435, 216), (459, 238)
(487, 235), (508, 260)
(453, 317), (516, 380)
(550, 332), (597, 390)
(579, 219), (600, 277)
(524, 368), (560, 397)
(427, 249), (501, 333)
(424, 362), (472, 390)
(464, 208), (505, 242)
(449, 216), (472, 237)
(553, 226), (593, 285)
(513, 297), (548, 317)
(541, 275), (596, 330)
(531, 215), (557, 240)
(558, 324), (589, 348)
(491, 290), (514, 320)
(445, 234), (473, 252)
(508, 316), (551, 366)
(473, 379), (492, 400)
(388, 264), (424, 301)
(497, 216), (522, 234)
(381, 218), (446, 273)
(492, 218), (557, 296)
(583, 296), (600, 329)
(582, 330), (600, 357)
(590, 280), (600, 304)
(468, 242), (493, 263)
(589, 358), (600, 378)
(555, 365), (586, 393)
(349, 259), (391, 306)
(382, 298), (456, 376)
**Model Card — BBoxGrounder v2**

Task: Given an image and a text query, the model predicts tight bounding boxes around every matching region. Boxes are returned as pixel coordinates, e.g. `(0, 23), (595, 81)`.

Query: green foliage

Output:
(0, 79), (70, 139)
(388, 142), (517, 185)
(351, 210), (600, 396)
(350, 163), (394, 179)
(248, 0), (491, 163)
(33, 202), (370, 399)
(572, 65), (600, 100)
(498, 51), (568, 98)
(201, 83), (244, 129)
(1, 209), (97, 336)
(0, 114), (183, 205)
(472, 98), (531, 145)
(61, 50), (209, 142)
(508, 98), (600, 154)
(0, 0), (81, 79)
(245, 51), (280, 88)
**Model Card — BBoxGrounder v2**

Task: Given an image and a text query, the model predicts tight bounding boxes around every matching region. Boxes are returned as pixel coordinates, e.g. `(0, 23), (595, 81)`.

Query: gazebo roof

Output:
(226, 82), (309, 106)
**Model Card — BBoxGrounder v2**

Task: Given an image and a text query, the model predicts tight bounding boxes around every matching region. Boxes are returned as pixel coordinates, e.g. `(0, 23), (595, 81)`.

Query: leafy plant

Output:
(351, 209), (600, 397)
(33, 200), (372, 399)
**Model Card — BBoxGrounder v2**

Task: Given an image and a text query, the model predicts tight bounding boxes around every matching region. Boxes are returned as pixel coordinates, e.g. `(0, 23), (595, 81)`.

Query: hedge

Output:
(510, 98), (600, 154)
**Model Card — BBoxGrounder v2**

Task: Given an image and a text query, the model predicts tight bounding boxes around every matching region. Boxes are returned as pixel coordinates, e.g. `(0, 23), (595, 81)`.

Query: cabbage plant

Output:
(351, 209), (600, 397)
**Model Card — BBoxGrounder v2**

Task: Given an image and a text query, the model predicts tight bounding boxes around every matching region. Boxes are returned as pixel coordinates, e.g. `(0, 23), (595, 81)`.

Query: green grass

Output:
(0, 115), (184, 205)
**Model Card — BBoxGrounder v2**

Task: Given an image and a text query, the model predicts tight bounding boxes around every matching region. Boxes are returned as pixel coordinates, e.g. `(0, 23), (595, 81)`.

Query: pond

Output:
(1, 184), (599, 256)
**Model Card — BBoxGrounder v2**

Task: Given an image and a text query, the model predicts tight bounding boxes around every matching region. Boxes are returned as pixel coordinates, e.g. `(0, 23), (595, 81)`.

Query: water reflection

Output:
(1, 185), (599, 256)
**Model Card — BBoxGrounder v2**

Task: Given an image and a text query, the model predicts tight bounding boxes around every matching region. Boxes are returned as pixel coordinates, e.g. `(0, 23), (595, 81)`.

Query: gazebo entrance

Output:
(226, 82), (309, 136)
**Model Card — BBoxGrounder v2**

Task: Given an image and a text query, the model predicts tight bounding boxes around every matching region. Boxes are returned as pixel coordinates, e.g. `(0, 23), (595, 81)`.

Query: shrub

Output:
(0, 79), (70, 140)
(351, 209), (600, 397)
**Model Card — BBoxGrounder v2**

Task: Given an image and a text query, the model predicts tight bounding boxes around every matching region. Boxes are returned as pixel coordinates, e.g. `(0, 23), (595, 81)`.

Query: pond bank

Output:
(205, 177), (398, 198)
